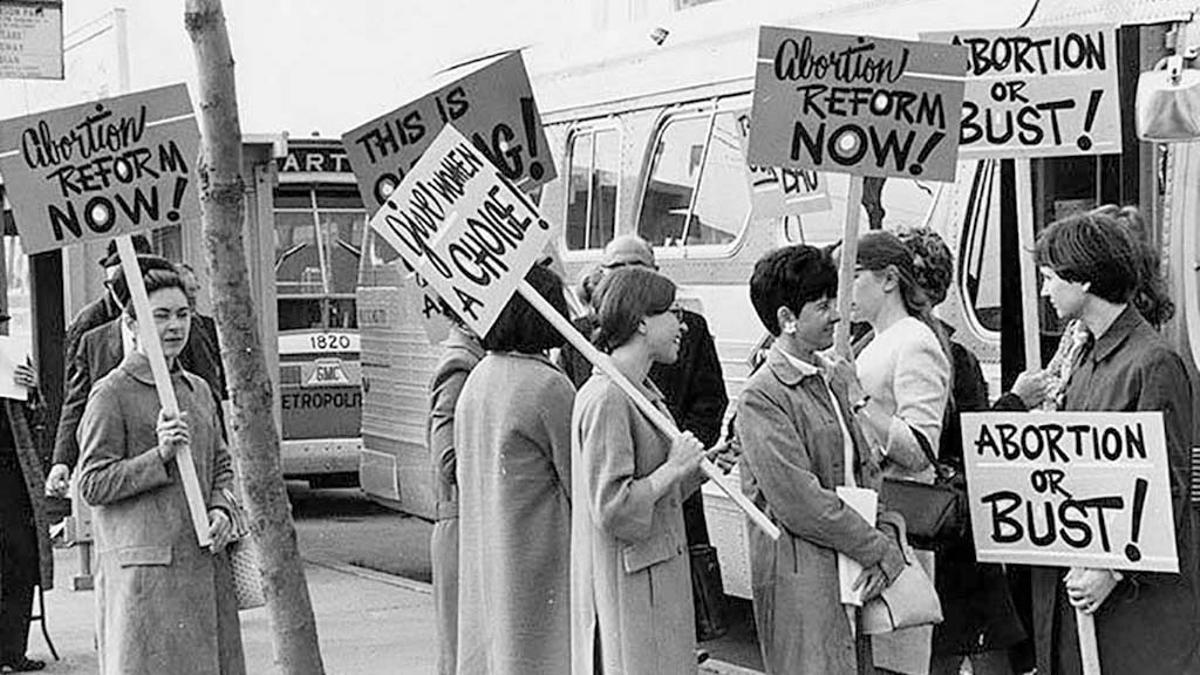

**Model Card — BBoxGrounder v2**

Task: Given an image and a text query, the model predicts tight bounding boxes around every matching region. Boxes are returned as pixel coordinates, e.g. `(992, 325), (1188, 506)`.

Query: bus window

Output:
(638, 114), (709, 248)
(958, 160), (1002, 336)
(564, 127), (619, 251)
(686, 112), (749, 247)
(275, 211), (322, 295)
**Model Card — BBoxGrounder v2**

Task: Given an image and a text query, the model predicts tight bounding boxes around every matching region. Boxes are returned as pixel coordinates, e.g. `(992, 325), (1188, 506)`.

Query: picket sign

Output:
(516, 280), (782, 541)
(115, 236), (212, 547)
(833, 177), (864, 356)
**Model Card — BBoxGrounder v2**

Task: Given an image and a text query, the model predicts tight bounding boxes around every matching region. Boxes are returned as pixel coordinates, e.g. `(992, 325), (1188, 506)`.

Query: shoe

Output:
(0, 656), (46, 672)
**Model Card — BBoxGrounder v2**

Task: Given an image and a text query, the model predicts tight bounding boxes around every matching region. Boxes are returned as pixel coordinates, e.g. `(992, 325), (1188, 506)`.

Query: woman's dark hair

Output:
(481, 264), (568, 353)
(749, 245), (837, 336)
(593, 267), (676, 351)
(110, 255), (185, 309)
(896, 226), (954, 308)
(578, 264), (606, 309)
(1034, 208), (1140, 305)
(1089, 204), (1174, 327)
(123, 265), (190, 320)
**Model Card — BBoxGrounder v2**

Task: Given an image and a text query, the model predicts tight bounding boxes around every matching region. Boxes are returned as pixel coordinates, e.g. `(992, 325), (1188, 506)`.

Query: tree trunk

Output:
(184, 2), (326, 673)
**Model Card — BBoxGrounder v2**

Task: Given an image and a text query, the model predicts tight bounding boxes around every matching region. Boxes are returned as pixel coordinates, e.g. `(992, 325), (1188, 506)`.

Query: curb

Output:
(304, 557), (763, 674)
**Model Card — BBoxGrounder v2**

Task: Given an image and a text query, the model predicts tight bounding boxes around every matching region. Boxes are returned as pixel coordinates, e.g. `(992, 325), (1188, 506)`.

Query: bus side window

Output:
(686, 112), (749, 247)
(638, 114), (709, 248)
(564, 127), (619, 251)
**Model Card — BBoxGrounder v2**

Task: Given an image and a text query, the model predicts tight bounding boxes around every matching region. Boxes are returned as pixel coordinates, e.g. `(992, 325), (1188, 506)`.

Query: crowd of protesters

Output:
(431, 203), (1199, 675)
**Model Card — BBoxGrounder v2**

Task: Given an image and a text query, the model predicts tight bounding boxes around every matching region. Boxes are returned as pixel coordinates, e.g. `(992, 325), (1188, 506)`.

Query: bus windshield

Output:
(274, 184), (364, 330)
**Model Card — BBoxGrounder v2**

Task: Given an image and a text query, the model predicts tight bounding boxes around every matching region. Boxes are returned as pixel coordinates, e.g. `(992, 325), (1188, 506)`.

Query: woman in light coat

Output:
(78, 267), (243, 675)
(836, 230), (952, 675)
(737, 245), (905, 675)
(454, 264), (576, 674)
(571, 266), (705, 675)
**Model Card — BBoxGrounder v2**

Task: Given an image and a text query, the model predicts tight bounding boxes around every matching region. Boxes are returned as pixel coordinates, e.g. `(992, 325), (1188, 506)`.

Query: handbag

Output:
(879, 425), (967, 550)
(862, 521), (943, 635)
(1136, 52), (1200, 141)
(221, 488), (266, 611)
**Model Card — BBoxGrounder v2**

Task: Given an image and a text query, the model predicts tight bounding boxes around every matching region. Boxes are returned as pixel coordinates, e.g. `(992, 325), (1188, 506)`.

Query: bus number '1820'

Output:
(311, 334), (352, 351)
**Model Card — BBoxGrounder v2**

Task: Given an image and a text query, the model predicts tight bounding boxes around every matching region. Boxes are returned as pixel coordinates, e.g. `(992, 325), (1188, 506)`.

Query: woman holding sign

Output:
(77, 267), (244, 675)
(570, 266), (705, 675)
(736, 244), (905, 675)
(1030, 207), (1198, 675)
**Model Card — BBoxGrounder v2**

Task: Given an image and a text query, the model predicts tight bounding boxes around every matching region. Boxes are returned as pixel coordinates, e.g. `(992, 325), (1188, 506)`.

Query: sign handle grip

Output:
(834, 176), (864, 357)
(515, 280), (782, 541)
(1077, 608), (1101, 674)
(116, 236), (213, 548)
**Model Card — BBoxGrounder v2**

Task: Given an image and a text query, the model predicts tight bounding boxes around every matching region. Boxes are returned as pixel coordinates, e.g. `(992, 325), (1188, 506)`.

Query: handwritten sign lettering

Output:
(367, 125), (557, 335)
(0, 83), (199, 254)
(735, 111), (830, 218)
(748, 27), (966, 182)
(922, 25), (1120, 158)
(961, 411), (1178, 572)
(343, 51), (554, 212)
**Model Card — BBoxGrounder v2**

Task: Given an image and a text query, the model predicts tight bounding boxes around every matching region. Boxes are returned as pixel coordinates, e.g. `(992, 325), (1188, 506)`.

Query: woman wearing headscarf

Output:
(737, 244), (905, 675)
(77, 266), (243, 675)
(570, 266), (705, 675)
(454, 264), (576, 674)
(831, 230), (953, 675)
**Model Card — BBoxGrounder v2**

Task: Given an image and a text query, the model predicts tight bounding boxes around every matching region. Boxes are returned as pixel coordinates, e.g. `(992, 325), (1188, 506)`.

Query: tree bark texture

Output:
(184, 2), (326, 673)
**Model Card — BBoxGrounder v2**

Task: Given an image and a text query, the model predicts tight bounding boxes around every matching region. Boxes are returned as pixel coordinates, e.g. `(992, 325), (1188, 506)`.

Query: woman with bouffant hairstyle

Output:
(571, 266), (705, 675)
(453, 264), (576, 674)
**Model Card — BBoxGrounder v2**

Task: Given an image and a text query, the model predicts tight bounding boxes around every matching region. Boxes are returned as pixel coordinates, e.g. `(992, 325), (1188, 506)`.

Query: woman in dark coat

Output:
(77, 267), (244, 675)
(1029, 206), (1198, 674)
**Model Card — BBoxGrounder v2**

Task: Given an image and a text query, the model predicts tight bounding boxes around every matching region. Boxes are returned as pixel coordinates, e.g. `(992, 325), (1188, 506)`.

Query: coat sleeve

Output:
(883, 334), (951, 469)
(77, 380), (172, 506)
(429, 356), (473, 488)
(676, 313), (728, 448)
(206, 384), (236, 514)
(1136, 352), (1194, 543)
(52, 341), (93, 467)
(579, 387), (660, 543)
(736, 385), (902, 573)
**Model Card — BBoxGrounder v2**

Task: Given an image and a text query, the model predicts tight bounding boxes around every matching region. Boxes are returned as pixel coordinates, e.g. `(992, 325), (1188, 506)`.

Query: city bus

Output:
(356, 0), (1200, 596)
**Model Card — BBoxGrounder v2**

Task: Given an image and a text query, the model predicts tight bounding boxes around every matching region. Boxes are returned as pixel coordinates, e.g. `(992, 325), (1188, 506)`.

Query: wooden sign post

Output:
(357, 123), (781, 541)
(0, 83), (211, 546)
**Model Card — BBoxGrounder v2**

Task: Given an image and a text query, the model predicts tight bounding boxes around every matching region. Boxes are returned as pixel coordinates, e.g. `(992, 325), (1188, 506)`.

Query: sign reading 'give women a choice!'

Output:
(747, 27), (967, 182)
(0, 83), (200, 254)
(960, 411), (1178, 573)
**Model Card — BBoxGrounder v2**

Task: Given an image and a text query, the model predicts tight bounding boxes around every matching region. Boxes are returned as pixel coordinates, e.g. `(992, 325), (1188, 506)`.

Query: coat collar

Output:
(120, 349), (194, 391)
(765, 342), (825, 387)
(1088, 304), (1144, 365)
(446, 326), (485, 360)
(591, 367), (666, 405)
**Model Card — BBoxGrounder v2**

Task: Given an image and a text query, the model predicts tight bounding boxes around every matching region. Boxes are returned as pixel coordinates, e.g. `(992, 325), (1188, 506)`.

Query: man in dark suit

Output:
(44, 257), (227, 497)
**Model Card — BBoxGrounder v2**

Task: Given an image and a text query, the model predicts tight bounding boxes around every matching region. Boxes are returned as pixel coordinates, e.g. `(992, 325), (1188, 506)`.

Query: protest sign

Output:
(735, 111), (831, 219)
(923, 25), (1120, 159)
(344, 51), (554, 211)
(368, 123), (781, 540)
(0, 83), (199, 254)
(366, 124), (556, 335)
(747, 27), (967, 182)
(960, 411), (1178, 573)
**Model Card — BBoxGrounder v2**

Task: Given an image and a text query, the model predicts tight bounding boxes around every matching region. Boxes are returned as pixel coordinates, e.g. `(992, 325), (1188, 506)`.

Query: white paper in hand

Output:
(837, 486), (878, 606)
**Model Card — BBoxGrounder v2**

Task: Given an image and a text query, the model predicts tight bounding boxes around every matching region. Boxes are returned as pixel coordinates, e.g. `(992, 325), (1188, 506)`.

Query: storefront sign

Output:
(923, 24), (1120, 158)
(961, 411), (1178, 572)
(0, 1), (62, 81)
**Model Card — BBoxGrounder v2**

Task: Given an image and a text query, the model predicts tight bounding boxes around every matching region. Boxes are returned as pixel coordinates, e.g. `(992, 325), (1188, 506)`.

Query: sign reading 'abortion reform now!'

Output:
(748, 27), (967, 182)
(0, 83), (200, 254)
(960, 411), (1179, 573)
(365, 124), (557, 336)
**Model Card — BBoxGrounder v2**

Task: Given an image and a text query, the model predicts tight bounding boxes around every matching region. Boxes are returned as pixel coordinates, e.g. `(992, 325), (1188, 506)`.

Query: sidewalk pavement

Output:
(34, 548), (758, 674)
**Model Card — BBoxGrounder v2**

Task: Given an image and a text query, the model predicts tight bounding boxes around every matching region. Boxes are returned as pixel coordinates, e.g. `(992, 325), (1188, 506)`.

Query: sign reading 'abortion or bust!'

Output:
(0, 83), (200, 254)
(960, 411), (1179, 573)
(366, 124), (558, 336)
(748, 27), (967, 182)
(923, 24), (1121, 159)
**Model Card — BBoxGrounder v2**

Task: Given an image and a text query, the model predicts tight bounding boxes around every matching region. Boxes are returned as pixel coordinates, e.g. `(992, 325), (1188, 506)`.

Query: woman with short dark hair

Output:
(738, 244), (905, 675)
(78, 267), (244, 675)
(571, 266), (705, 675)
(454, 264), (576, 674)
